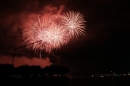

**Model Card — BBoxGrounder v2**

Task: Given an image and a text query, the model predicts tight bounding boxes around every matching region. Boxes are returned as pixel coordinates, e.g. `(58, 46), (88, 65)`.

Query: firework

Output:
(22, 16), (68, 53)
(62, 11), (86, 39)
(37, 23), (68, 52)
(22, 11), (86, 53)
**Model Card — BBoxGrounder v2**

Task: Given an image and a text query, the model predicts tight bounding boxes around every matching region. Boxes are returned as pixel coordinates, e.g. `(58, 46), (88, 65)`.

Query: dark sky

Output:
(0, 0), (129, 75)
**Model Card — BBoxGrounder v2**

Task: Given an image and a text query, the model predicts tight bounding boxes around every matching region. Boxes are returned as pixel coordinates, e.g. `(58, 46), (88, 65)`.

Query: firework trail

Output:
(22, 11), (86, 53)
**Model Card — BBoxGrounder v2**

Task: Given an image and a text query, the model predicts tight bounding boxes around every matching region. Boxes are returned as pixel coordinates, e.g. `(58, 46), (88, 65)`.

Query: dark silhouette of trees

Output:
(45, 65), (70, 77)
(17, 65), (41, 77)
(0, 64), (70, 86)
(0, 64), (70, 78)
(57, 66), (70, 76)
(0, 64), (13, 77)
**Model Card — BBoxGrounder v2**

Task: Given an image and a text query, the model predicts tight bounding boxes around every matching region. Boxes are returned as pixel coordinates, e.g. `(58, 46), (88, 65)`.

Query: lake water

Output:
(70, 77), (130, 86)
(0, 76), (130, 86)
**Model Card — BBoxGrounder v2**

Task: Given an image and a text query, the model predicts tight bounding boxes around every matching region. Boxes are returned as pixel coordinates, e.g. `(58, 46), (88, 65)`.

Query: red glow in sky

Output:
(0, 55), (52, 68)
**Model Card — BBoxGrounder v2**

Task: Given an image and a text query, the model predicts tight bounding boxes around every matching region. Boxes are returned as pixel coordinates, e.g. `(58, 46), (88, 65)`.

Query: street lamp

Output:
(12, 40), (41, 66)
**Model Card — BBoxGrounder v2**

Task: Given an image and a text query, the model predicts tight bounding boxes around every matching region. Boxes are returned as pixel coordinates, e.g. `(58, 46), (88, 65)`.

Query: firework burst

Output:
(22, 11), (86, 53)
(22, 16), (68, 53)
(37, 23), (68, 52)
(62, 11), (86, 39)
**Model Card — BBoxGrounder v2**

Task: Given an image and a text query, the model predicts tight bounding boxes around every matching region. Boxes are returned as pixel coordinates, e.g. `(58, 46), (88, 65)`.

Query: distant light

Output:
(31, 75), (33, 76)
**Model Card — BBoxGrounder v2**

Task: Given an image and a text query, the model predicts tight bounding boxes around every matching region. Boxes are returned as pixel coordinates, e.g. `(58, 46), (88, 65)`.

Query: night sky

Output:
(0, 0), (129, 75)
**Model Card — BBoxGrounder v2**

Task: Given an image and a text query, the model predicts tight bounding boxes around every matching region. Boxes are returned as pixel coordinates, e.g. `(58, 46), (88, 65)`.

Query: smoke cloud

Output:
(0, 0), (66, 66)
(0, 55), (52, 68)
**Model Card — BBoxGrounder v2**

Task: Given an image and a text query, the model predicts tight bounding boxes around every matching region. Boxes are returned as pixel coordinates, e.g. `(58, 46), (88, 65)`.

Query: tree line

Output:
(0, 64), (70, 78)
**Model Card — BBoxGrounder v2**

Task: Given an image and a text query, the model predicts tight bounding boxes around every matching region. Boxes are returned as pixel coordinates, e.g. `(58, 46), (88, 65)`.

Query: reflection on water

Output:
(0, 77), (70, 86)
(0, 76), (130, 86)
(70, 76), (130, 86)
